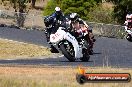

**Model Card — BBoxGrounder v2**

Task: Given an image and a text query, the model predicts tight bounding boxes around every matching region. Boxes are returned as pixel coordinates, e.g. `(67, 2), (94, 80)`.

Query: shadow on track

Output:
(0, 56), (95, 67)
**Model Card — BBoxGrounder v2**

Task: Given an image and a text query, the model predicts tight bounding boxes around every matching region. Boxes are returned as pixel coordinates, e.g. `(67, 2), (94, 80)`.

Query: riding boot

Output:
(50, 45), (59, 53)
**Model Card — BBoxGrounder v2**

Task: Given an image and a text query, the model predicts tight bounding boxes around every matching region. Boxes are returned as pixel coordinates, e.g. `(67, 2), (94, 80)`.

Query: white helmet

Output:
(126, 14), (132, 21)
(55, 7), (62, 16)
(55, 7), (61, 12)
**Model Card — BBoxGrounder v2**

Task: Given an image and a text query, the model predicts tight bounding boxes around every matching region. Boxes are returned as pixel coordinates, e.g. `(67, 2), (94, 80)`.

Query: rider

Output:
(44, 7), (66, 53)
(69, 13), (95, 54)
(124, 11), (132, 30)
(44, 7), (65, 42)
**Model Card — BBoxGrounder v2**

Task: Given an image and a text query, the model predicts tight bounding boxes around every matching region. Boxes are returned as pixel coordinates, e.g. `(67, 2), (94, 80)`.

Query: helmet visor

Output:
(56, 11), (61, 16)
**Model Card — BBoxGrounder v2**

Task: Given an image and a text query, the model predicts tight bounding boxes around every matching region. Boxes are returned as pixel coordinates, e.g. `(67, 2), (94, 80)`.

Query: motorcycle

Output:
(69, 19), (94, 55)
(44, 16), (90, 62)
(49, 26), (90, 62)
(124, 25), (132, 42)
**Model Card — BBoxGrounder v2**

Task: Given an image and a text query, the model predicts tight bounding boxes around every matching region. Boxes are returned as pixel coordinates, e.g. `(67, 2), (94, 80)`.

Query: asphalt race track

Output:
(0, 27), (132, 68)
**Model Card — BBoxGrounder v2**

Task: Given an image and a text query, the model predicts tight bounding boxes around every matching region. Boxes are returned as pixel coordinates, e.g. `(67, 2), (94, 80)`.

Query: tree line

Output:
(43, 0), (132, 24)
(1, 0), (132, 24)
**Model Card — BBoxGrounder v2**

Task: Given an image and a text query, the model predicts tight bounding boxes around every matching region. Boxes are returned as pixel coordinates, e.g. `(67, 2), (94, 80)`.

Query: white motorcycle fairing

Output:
(50, 27), (83, 59)
(64, 31), (83, 58)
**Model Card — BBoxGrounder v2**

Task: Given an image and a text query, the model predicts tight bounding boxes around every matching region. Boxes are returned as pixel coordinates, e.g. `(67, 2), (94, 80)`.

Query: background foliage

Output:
(1, 0), (132, 24)
(109, 0), (132, 24)
(43, 0), (132, 24)
(43, 0), (101, 18)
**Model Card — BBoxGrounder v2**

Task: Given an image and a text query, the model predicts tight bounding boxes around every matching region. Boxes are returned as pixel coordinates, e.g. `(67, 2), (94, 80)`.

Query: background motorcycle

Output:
(124, 26), (132, 42)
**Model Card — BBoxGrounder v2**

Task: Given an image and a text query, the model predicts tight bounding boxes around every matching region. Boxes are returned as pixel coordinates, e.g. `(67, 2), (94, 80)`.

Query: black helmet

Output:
(69, 13), (79, 22)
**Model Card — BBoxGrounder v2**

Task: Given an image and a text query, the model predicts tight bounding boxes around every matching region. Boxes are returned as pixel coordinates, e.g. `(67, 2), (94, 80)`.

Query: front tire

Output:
(80, 49), (90, 62)
(59, 43), (75, 62)
(80, 51), (90, 62)
(80, 40), (90, 62)
(126, 34), (132, 42)
(89, 49), (93, 55)
(83, 38), (93, 55)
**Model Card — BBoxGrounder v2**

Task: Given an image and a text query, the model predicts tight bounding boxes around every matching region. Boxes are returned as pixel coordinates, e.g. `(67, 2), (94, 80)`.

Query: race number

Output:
(51, 33), (60, 40)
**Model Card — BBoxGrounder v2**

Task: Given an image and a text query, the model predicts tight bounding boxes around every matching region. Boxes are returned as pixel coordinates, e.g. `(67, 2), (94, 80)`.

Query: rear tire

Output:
(59, 43), (75, 62)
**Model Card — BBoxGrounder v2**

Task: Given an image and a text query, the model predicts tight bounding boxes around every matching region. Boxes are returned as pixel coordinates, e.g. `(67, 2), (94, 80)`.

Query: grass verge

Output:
(0, 38), (51, 59)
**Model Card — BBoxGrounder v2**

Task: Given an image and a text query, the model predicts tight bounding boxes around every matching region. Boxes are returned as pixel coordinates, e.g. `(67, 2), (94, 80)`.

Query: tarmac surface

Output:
(0, 27), (132, 68)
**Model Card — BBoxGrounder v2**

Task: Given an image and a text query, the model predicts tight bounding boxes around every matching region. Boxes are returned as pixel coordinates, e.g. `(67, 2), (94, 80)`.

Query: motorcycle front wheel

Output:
(80, 39), (90, 62)
(126, 34), (132, 42)
(59, 42), (76, 62)
(80, 49), (90, 62)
